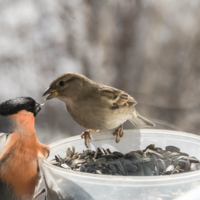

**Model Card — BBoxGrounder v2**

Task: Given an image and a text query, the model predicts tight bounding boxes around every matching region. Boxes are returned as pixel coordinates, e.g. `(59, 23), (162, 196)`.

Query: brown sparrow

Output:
(43, 73), (155, 147)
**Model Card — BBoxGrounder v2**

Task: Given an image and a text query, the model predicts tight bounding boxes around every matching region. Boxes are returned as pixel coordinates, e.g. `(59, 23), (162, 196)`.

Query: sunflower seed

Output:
(51, 144), (200, 177)
(166, 146), (180, 152)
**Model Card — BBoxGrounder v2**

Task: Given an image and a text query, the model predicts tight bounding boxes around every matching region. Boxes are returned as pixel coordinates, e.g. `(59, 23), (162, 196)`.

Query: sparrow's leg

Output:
(113, 124), (123, 143)
(81, 129), (99, 148)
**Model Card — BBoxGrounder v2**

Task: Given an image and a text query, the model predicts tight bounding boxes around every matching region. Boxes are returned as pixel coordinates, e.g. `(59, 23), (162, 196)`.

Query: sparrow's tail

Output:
(129, 110), (155, 128)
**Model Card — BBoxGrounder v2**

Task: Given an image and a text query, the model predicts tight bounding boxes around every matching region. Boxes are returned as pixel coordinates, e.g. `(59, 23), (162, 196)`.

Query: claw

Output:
(119, 131), (124, 138)
(81, 130), (93, 148)
(113, 124), (123, 143)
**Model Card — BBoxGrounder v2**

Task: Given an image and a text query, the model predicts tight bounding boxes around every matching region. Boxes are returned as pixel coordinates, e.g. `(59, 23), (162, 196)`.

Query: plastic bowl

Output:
(40, 129), (200, 200)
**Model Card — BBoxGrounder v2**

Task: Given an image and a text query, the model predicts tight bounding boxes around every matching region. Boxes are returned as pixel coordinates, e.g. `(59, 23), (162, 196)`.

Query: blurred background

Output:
(0, 0), (200, 145)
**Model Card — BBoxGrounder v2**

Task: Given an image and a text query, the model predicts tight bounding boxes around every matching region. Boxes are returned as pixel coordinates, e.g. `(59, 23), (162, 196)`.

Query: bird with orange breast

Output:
(0, 97), (49, 200)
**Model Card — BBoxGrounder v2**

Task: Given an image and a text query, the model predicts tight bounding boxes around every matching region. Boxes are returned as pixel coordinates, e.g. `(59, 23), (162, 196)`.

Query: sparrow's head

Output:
(42, 72), (90, 101)
(0, 97), (42, 117)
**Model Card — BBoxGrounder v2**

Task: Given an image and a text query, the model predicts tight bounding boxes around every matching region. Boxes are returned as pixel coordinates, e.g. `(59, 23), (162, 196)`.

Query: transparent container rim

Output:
(40, 129), (200, 183)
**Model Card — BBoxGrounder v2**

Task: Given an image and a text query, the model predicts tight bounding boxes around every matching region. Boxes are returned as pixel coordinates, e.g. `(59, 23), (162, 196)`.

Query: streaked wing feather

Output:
(99, 86), (137, 108)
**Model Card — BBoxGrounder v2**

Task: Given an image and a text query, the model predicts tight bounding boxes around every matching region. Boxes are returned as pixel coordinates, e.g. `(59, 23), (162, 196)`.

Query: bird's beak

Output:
(34, 102), (42, 116)
(42, 87), (58, 100)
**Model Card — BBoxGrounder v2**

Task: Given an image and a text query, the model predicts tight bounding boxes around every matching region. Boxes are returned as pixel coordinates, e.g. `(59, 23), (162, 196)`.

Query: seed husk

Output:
(166, 165), (174, 173)
(154, 166), (159, 175)
(109, 164), (118, 173)
(143, 165), (153, 176)
(166, 146), (180, 153)
(143, 144), (155, 152)
(184, 159), (190, 172)
(156, 159), (166, 170)
(116, 161), (126, 175)
(51, 145), (200, 177)
(124, 163), (138, 172)
(136, 165), (144, 176)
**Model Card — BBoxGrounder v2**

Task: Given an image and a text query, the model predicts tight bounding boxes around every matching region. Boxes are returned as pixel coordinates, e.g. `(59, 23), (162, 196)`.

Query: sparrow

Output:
(43, 73), (155, 147)
(0, 97), (49, 200)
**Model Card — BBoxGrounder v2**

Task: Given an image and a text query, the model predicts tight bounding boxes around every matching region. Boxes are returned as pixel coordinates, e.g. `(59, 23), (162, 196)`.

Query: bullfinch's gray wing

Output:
(0, 133), (7, 156)
(0, 115), (14, 133)
(0, 133), (16, 200)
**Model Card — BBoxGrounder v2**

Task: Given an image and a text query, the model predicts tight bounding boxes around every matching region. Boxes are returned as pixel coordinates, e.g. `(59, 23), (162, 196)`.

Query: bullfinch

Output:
(0, 97), (49, 200)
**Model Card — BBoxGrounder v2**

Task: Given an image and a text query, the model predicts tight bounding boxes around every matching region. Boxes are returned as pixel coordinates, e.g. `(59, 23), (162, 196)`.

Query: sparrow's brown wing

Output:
(98, 85), (137, 109)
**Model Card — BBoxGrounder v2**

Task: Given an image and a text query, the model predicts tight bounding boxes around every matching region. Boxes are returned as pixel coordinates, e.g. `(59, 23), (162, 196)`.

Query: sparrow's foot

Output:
(113, 124), (123, 143)
(81, 129), (94, 148)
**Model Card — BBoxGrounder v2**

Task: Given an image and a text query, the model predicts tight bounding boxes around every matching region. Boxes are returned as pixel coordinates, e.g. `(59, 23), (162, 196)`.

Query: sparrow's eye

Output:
(59, 81), (65, 86)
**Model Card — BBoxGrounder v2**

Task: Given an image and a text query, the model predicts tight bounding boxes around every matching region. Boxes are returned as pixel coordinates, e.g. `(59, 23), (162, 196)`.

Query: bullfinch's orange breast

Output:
(0, 110), (49, 199)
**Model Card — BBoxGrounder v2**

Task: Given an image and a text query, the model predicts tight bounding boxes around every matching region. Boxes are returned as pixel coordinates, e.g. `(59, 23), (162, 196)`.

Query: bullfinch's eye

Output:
(28, 106), (32, 111)
(59, 81), (65, 86)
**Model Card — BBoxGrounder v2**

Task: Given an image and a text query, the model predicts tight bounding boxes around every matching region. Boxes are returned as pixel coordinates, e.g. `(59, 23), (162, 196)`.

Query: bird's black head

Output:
(0, 97), (42, 117)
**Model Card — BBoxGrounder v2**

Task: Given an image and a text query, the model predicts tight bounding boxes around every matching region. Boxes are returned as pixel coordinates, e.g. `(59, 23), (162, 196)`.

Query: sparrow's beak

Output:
(42, 87), (58, 100)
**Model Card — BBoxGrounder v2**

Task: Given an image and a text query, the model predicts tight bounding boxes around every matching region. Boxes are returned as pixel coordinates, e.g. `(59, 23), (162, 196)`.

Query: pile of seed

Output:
(50, 144), (200, 176)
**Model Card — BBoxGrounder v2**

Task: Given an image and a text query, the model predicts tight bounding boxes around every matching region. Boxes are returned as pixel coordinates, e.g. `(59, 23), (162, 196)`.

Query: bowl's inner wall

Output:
(48, 130), (200, 161)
